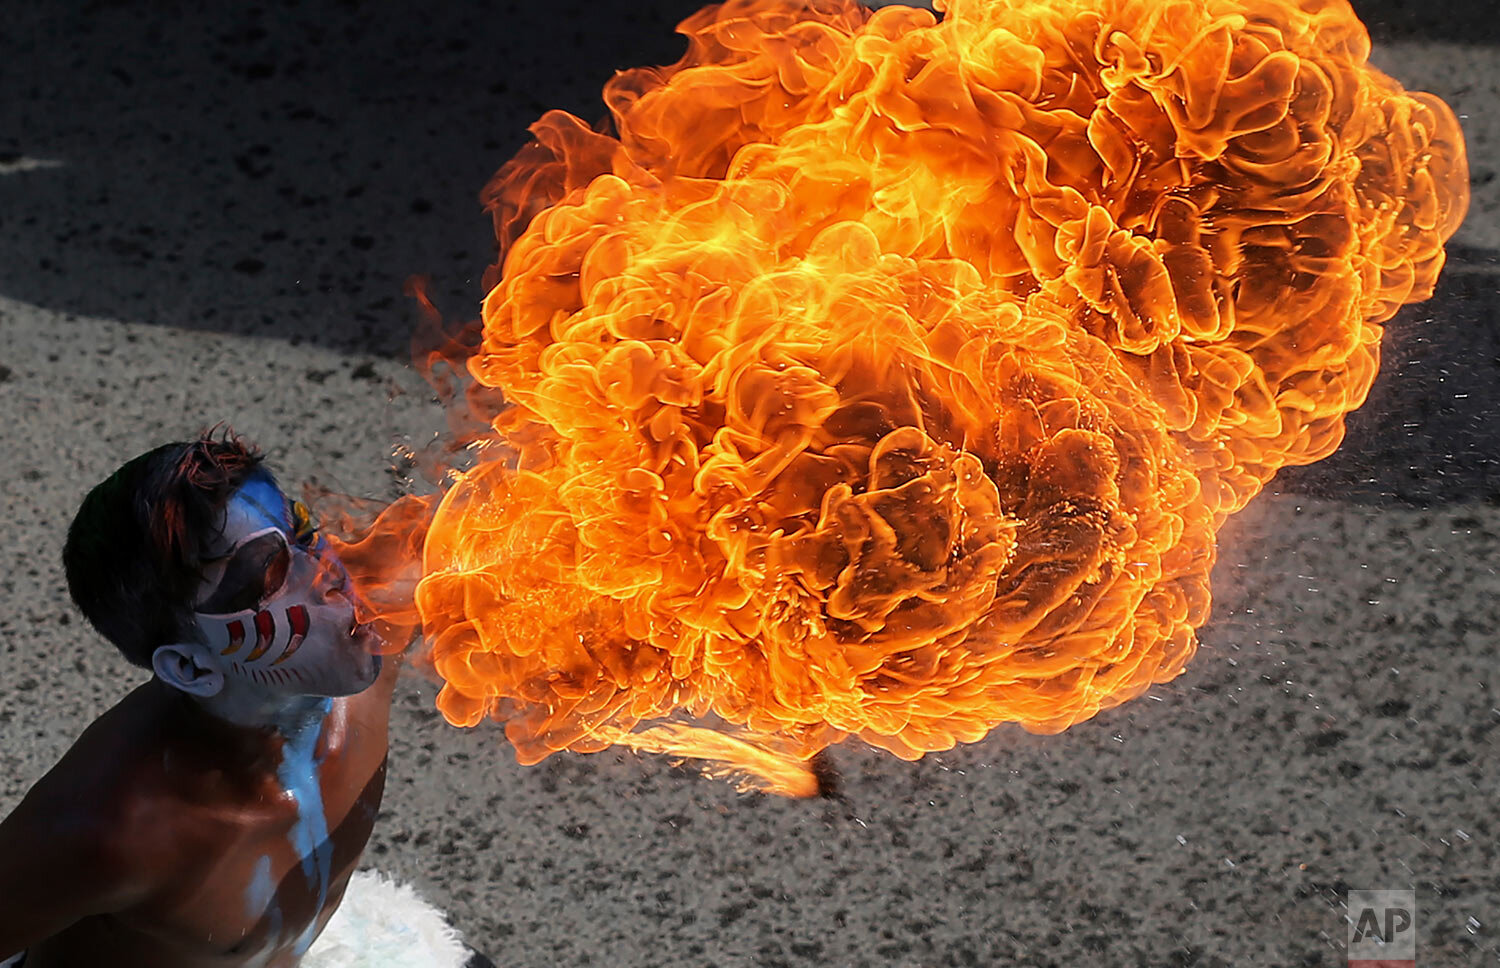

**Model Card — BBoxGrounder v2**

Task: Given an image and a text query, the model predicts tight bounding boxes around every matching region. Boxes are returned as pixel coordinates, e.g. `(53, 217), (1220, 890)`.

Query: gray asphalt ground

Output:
(2, 2), (1497, 966)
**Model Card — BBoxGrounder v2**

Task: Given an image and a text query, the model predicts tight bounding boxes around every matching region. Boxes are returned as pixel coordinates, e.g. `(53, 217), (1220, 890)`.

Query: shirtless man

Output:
(0, 432), (403, 967)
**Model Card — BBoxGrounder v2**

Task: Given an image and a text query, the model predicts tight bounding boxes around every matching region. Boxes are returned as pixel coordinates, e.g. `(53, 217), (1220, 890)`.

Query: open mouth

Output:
(348, 620), (379, 647)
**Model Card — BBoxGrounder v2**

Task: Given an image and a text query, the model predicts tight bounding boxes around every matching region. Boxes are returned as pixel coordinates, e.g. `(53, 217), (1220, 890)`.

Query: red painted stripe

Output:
(245, 611), (276, 661)
(272, 605), (310, 666)
(287, 604), (309, 638)
(220, 619), (246, 656)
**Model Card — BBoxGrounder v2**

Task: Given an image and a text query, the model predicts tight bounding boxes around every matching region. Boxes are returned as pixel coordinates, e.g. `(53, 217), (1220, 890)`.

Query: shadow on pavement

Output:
(1354, 0), (1500, 44)
(0, 0), (704, 354)
(1276, 260), (1500, 507)
(1, 0), (1493, 504)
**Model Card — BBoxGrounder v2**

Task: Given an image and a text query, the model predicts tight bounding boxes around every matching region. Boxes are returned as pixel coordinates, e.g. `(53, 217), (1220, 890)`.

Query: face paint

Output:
(279, 698), (335, 956)
(245, 853), (283, 947)
(191, 472), (382, 697)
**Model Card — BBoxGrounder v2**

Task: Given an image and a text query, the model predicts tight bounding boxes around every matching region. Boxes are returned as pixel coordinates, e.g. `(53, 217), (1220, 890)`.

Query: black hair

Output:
(62, 429), (266, 668)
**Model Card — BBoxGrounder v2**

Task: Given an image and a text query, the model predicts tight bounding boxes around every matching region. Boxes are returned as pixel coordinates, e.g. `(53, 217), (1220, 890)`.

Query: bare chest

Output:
(73, 725), (388, 967)
(201, 756), (386, 963)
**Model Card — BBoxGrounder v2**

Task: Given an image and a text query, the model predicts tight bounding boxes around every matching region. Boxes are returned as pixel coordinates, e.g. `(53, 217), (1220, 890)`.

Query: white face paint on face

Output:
(189, 473), (383, 697)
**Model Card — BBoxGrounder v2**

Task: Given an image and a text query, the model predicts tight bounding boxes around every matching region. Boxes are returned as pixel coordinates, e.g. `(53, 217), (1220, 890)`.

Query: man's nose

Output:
(309, 546), (353, 599)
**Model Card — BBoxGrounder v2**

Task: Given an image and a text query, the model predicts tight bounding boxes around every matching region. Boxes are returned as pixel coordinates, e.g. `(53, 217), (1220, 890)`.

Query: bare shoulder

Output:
(0, 685), (168, 952)
(0, 762), (143, 889)
(4, 681), (183, 870)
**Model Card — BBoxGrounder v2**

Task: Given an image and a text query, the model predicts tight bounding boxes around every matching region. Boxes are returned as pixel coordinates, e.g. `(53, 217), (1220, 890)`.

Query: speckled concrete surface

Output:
(1, 2), (1497, 966)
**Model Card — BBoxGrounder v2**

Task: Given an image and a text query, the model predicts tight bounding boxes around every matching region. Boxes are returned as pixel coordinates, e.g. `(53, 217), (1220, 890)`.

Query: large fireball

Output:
(367, 0), (1468, 794)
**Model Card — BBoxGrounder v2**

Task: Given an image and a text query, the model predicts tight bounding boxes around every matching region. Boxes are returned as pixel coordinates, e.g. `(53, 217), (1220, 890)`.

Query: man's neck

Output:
(159, 678), (333, 746)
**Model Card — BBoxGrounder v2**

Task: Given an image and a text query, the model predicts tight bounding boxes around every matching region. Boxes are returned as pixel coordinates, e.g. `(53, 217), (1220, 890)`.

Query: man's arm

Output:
(0, 782), (145, 958)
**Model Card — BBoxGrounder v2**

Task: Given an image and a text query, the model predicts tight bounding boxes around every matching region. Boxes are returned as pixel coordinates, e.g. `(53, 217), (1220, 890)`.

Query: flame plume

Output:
(367, 0), (1468, 794)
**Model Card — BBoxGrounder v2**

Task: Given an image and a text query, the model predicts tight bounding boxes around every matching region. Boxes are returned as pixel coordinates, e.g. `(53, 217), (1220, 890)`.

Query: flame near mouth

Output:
(337, 0), (1467, 795)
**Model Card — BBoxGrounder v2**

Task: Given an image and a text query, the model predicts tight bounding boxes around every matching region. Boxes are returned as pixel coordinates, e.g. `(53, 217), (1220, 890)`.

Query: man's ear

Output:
(152, 642), (225, 698)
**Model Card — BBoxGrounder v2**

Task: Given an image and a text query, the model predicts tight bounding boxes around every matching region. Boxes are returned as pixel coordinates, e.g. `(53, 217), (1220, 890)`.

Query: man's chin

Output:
(338, 624), (384, 688)
(311, 644), (383, 697)
(350, 649), (383, 693)
(363, 653), (384, 688)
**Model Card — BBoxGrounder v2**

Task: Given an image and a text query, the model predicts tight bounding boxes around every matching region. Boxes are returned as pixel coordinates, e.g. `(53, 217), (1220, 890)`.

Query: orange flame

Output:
(357, 0), (1469, 794)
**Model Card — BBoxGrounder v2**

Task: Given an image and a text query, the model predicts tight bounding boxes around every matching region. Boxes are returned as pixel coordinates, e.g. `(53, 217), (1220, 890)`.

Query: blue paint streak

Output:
(276, 698), (335, 955)
(245, 854), (276, 917)
(245, 853), (283, 947)
(237, 472), (292, 531)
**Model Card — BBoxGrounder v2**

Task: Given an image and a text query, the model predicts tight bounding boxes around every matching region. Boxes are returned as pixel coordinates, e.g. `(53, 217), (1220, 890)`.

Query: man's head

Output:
(64, 430), (382, 700)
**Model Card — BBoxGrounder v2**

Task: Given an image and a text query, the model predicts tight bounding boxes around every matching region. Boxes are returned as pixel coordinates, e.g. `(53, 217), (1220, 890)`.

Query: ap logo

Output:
(1348, 890), (1416, 967)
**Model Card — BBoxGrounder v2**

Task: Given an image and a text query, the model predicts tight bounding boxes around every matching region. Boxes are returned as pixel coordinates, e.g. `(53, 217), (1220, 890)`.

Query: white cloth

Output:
(303, 869), (471, 968)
